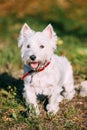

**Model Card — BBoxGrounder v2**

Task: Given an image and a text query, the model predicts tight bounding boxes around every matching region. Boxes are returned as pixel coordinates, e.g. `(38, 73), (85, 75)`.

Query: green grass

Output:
(0, 16), (87, 129)
(58, 36), (87, 73)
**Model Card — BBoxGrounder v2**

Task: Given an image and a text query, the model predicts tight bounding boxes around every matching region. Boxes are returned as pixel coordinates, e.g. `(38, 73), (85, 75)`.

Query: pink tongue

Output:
(30, 63), (38, 69)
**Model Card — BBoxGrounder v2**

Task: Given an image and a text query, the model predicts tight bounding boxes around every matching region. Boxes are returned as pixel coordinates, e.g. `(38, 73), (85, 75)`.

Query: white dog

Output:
(18, 23), (87, 115)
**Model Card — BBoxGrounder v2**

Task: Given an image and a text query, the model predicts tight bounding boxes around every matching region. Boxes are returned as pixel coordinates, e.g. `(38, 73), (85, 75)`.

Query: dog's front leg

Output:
(23, 85), (40, 115)
(46, 93), (63, 115)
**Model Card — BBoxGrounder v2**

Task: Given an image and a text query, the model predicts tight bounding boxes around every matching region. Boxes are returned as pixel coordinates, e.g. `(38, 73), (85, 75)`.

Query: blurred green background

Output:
(0, 0), (87, 77)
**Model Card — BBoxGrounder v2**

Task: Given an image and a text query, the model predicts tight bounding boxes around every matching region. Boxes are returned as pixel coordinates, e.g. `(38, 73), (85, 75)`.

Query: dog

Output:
(18, 23), (87, 115)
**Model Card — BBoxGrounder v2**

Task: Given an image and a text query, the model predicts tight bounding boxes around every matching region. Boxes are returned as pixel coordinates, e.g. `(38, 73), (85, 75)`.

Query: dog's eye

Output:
(40, 45), (44, 49)
(27, 45), (30, 48)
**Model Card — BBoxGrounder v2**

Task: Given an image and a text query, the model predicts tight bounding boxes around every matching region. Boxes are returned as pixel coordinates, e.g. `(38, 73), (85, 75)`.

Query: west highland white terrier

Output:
(18, 23), (87, 115)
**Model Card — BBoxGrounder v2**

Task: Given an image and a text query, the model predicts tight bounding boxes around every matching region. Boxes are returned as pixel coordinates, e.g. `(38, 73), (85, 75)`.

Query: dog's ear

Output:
(18, 23), (34, 47)
(21, 23), (30, 36)
(43, 24), (54, 39)
(43, 24), (57, 49)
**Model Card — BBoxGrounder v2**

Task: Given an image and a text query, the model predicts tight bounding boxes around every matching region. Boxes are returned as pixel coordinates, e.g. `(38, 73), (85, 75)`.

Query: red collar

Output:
(21, 61), (50, 80)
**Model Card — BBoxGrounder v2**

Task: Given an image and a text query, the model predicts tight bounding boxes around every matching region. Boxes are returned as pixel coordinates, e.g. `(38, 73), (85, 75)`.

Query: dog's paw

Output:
(47, 112), (55, 119)
(46, 104), (59, 115)
(63, 91), (75, 100)
(26, 104), (40, 117)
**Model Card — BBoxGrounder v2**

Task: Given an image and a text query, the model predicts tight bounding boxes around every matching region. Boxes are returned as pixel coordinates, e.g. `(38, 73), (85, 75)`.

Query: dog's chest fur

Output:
(25, 67), (57, 95)
(24, 55), (65, 95)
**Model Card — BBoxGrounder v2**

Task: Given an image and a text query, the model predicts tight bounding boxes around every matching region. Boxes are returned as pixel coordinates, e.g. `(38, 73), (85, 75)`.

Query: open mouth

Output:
(28, 62), (40, 70)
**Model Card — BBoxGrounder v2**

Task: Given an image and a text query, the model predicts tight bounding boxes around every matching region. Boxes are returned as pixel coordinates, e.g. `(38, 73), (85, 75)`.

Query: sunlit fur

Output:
(18, 23), (76, 115)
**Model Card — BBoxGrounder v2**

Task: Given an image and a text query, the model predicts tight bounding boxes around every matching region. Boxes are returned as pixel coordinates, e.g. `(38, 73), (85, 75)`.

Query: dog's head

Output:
(18, 23), (57, 70)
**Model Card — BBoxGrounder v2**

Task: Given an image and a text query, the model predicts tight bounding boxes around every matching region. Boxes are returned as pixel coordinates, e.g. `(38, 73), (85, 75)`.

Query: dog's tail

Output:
(75, 81), (87, 97)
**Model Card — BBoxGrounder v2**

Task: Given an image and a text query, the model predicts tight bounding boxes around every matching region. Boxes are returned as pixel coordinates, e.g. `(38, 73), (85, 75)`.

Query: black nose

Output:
(30, 55), (36, 61)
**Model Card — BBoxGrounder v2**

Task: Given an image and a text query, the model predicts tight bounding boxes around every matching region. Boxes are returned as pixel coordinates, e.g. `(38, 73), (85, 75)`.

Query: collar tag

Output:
(24, 64), (32, 74)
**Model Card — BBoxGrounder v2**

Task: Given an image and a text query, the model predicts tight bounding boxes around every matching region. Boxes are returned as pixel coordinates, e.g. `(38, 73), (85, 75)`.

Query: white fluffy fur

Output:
(75, 81), (87, 97)
(18, 23), (77, 115)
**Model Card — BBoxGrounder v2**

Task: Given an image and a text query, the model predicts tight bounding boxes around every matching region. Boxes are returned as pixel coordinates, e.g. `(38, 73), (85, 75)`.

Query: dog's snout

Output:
(30, 55), (36, 61)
